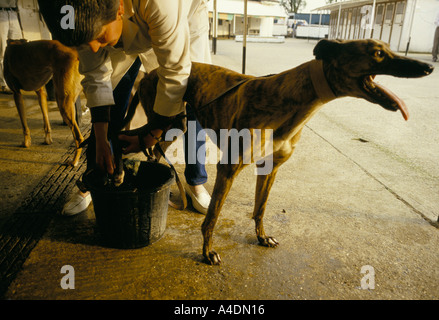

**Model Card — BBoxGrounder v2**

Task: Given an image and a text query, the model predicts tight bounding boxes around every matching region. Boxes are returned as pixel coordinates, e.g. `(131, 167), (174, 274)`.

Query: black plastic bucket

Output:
(84, 161), (174, 249)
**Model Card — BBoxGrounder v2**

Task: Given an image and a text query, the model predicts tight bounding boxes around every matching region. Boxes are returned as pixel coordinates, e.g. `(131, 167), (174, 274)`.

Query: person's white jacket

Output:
(78, 0), (209, 118)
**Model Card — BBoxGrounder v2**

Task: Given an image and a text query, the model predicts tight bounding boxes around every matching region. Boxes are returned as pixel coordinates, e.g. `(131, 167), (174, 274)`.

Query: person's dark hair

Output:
(38, 0), (119, 47)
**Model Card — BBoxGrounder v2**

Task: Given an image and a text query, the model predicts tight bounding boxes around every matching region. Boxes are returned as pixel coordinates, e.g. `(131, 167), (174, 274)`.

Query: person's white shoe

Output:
(61, 191), (92, 216)
(184, 184), (211, 215)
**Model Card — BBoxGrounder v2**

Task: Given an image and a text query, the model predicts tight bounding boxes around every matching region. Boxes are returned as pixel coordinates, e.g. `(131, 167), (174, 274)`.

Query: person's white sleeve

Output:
(142, 0), (191, 117)
(77, 46), (115, 108)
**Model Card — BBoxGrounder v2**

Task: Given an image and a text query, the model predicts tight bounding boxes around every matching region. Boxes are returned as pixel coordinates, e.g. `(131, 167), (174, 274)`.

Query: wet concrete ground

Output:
(0, 39), (438, 301)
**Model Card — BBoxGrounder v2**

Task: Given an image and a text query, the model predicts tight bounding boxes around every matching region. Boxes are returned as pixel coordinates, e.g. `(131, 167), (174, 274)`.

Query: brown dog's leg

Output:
(53, 70), (84, 167)
(202, 163), (243, 265)
(62, 98), (84, 167)
(64, 104), (84, 167)
(253, 129), (302, 247)
(13, 91), (31, 148)
(35, 87), (53, 145)
(253, 165), (281, 247)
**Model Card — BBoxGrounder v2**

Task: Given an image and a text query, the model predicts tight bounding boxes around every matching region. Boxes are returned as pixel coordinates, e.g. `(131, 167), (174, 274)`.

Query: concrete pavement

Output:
(0, 39), (438, 301)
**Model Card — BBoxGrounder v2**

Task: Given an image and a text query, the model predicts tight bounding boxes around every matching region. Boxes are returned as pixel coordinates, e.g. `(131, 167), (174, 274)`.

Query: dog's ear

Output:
(313, 39), (342, 61)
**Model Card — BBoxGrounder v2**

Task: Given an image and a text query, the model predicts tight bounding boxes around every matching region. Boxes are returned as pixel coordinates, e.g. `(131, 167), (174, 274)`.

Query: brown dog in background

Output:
(3, 39), (84, 166)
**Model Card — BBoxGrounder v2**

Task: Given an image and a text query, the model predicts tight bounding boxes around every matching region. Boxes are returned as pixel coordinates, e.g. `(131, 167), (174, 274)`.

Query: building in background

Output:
(16, 0), (289, 41)
(288, 12), (331, 39)
(288, 12), (330, 25)
(313, 0), (439, 53)
(208, 0), (289, 38)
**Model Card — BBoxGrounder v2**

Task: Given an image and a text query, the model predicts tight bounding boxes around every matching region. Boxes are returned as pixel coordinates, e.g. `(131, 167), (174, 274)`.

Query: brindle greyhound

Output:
(128, 39), (433, 265)
(3, 39), (84, 166)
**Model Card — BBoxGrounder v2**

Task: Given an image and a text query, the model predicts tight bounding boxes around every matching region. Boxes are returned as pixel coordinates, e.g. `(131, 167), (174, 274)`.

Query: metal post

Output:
(368, 0), (376, 38)
(242, 0), (248, 74)
(336, 3), (341, 38)
(406, 0), (417, 56)
(213, 0), (218, 54)
(319, 12), (322, 39)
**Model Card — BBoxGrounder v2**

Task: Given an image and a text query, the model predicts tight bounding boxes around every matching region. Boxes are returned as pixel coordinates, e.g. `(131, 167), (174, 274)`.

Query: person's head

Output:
(38, 0), (124, 52)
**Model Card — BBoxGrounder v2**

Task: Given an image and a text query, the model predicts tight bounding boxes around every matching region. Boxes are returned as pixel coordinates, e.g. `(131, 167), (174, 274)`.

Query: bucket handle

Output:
(149, 144), (188, 211)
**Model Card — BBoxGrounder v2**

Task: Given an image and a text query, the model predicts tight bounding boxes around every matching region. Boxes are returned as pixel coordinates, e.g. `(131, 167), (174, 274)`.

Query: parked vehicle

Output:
(287, 19), (308, 37)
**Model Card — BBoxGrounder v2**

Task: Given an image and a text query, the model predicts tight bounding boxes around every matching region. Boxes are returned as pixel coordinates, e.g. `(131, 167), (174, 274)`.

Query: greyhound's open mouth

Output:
(362, 75), (409, 121)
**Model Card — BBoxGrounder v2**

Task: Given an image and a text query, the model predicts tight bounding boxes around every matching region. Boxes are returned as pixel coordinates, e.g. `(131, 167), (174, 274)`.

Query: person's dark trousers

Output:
(86, 57), (142, 170)
(75, 97), (82, 126)
(184, 104), (208, 186)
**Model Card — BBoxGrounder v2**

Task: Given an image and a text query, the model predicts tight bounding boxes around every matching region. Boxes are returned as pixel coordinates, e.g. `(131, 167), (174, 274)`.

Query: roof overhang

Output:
(312, 0), (383, 12)
(208, 0), (288, 18)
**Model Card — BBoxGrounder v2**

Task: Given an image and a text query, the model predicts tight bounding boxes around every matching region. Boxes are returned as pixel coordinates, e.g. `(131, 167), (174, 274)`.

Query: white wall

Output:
(260, 17), (275, 37)
(296, 25), (329, 38)
(399, 0), (439, 52)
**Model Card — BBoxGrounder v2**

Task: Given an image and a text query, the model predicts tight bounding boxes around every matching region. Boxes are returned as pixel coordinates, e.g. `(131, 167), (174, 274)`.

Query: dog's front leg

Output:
(202, 163), (242, 265)
(253, 131), (302, 247)
(36, 88), (53, 145)
(253, 165), (281, 247)
(13, 92), (31, 148)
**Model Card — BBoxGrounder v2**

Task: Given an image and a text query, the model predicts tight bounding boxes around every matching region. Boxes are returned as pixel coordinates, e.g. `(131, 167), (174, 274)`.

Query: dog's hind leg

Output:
(13, 91), (31, 148)
(35, 87), (53, 145)
(53, 68), (84, 166)
(202, 163), (243, 265)
(62, 99), (84, 167)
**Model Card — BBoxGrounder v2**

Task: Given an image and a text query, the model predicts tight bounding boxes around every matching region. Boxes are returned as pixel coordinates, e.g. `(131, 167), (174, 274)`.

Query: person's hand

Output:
(119, 128), (163, 155)
(95, 138), (115, 174)
(94, 122), (115, 174)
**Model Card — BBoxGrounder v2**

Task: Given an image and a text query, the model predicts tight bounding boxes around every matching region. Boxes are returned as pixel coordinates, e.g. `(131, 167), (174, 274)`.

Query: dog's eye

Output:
(374, 50), (385, 58)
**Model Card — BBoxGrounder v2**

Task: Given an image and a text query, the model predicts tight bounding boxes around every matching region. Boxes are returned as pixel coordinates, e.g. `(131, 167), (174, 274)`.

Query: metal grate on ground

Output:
(0, 125), (91, 298)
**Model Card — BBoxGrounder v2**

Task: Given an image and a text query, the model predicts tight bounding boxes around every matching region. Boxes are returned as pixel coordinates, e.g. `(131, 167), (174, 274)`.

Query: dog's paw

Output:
(44, 134), (53, 145)
(22, 136), (31, 148)
(66, 158), (79, 167)
(204, 250), (222, 265)
(258, 236), (279, 248)
(113, 170), (125, 187)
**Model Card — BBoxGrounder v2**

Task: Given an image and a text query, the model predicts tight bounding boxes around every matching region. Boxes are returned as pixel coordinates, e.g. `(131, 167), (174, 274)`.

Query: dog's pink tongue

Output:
(375, 82), (409, 121)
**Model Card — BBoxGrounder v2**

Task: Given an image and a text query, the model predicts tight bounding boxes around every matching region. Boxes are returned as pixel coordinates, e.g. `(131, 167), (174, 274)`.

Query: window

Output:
(385, 4), (394, 23)
(375, 4), (384, 25)
(394, 2), (405, 24)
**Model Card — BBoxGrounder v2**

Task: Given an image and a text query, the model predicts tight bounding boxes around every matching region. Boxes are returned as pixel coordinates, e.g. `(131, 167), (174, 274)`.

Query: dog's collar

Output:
(309, 60), (336, 103)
